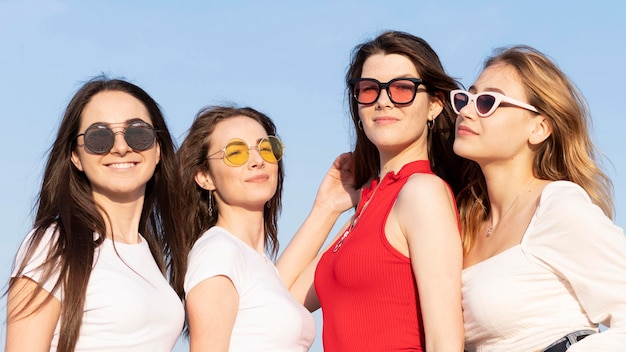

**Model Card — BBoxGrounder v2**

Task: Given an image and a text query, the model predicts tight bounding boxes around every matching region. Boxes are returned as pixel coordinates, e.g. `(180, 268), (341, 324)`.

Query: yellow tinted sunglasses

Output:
(208, 136), (284, 167)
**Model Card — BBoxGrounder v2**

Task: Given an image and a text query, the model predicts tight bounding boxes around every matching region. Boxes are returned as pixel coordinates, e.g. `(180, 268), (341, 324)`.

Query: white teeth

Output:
(110, 163), (135, 169)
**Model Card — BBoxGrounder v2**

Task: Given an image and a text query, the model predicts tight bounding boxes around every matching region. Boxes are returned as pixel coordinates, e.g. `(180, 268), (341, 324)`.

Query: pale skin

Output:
(453, 63), (553, 268)
(281, 53), (464, 351)
(6, 91), (161, 351)
(6, 279), (61, 352)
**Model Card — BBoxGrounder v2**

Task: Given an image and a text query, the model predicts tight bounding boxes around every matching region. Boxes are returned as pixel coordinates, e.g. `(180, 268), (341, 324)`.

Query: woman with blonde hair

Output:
(454, 45), (626, 351)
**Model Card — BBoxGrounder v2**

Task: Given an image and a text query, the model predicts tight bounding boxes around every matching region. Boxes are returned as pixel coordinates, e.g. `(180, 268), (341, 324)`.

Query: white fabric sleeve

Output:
(11, 226), (63, 300)
(184, 229), (247, 296)
(524, 181), (626, 351)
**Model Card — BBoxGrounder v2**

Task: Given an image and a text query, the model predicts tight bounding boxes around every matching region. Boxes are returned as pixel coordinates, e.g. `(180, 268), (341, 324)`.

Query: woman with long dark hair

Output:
(281, 30), (467, 351)
(179, 105), (356, 351)
(6, 76), (186, 352)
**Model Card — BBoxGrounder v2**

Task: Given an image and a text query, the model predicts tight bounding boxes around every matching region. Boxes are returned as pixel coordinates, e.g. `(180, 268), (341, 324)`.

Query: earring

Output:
(427, 118), (435, 130)
(358, 120), (364, 130)
(208, 190), (213, 216)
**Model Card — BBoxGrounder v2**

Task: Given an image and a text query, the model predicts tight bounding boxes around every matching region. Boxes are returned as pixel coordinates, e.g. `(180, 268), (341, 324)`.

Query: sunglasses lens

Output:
(388, 80), (417, 104)
(476, 94), (496, 115)
(125, 122), (156, 151)
(84, 125), (115, 154)
(259, 137), (284, 163)
(353, 80), (379, 104)
(224, 140), (249, 166)
(452, 92), (470, 114)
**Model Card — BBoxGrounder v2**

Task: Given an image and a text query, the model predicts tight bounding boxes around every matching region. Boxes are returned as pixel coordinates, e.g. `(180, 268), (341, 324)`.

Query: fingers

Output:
(332, 152), (353, 171)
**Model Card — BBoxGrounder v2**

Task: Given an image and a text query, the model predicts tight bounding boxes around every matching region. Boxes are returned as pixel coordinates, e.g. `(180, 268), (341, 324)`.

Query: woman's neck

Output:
(94, 195), (145, 244)
(216, 206), (266, 254)
(379, 143), (428, 176)
(482, 162), (536, 219)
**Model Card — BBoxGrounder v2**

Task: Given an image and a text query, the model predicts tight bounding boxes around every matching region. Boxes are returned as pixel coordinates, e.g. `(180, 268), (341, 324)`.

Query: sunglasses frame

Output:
(76, 119), (157, 155)
(348, 77), (425, 105)
(208, 136), (284, 167)
(450, 89), (538, 117)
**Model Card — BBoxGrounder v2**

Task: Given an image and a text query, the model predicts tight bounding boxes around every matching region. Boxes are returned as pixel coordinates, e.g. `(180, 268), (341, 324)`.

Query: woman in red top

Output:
(279, 31), (466, 351)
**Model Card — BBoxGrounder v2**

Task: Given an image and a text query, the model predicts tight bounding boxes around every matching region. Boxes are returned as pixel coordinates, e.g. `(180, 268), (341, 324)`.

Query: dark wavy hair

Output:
(8, 75), (186, 352)
(346, 30), (465, 194)
(177, 105), (284, 259)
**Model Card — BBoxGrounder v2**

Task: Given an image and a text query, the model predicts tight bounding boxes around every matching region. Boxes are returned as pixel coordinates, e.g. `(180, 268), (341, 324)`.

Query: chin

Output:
(452, 142), (473, 160)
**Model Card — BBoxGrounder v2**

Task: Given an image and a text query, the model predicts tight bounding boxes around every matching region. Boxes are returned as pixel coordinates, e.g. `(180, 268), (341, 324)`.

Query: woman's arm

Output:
(186, 276), (239, 352)
(276, 152), (358, 306)
(6, 277), (61, 352)
(397, 174), (464, 351)
(527, 182), (626, 351)
(284, 219), (351, 311)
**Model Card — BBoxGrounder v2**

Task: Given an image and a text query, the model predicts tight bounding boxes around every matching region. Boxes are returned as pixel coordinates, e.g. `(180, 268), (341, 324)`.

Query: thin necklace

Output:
(486, 178), (535, 237)
(333, 179), (382, 253)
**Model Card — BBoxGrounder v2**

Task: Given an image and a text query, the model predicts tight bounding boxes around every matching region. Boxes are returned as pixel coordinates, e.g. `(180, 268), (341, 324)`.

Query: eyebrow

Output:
(86, 118), (147, 128)
(468, 85), (507, 95)
(359, 74), (421, 80)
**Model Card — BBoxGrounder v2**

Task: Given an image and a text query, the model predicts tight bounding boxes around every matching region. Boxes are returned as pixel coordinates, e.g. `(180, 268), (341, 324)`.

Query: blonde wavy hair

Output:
(457, 45), (614, 255)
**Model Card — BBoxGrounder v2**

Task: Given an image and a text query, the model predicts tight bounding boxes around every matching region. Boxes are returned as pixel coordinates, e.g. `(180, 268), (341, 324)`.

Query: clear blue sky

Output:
(1, 1), (624, 351)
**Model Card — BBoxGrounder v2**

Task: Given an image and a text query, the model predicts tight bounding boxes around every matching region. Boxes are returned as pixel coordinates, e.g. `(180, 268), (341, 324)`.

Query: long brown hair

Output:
(8, 76), (186, 351)
(346, 30), (465, 194)
(457, 46), (614, 254)
(177, 105), (284, 259)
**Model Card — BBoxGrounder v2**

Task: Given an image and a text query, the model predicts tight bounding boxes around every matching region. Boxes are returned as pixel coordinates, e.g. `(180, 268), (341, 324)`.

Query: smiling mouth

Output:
(247, 175), (269, 182)
(373, 117), (399, 124)
(108, 162), (136, 169)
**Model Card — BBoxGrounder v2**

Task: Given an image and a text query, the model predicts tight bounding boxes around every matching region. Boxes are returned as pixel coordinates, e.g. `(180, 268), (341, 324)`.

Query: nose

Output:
(458, 99), (478, 120)
(247, 146), (265, 168)
(375, 87), (393, 108)
(110, 130), (132, 155)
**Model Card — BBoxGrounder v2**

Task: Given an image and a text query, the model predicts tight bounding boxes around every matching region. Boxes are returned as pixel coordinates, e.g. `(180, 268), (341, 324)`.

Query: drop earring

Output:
(208, 190), (213, 216)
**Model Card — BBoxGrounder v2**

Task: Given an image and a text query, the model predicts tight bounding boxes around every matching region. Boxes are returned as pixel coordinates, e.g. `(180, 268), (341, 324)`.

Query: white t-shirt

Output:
(12, 226), (184, 352)
(185, 226), (315, 352)
(463, 181), (626, 352)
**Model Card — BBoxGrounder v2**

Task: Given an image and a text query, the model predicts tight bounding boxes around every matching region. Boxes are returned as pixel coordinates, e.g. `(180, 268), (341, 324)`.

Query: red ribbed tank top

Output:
(314, 160), (434, 351)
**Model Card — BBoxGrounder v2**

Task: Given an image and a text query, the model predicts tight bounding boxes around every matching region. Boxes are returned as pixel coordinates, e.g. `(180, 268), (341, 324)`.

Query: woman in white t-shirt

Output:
(453, 46), (626, 351)
(6, 76), (186, 352)
(178, 105), (355, 351)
